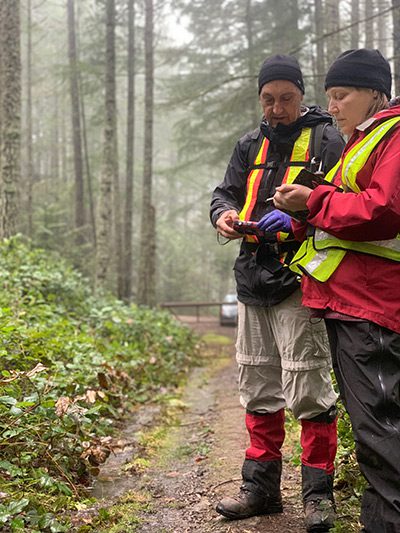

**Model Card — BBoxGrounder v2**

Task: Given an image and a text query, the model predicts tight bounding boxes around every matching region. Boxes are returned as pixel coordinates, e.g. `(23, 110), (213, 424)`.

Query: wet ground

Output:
(91, 317), (307, 532)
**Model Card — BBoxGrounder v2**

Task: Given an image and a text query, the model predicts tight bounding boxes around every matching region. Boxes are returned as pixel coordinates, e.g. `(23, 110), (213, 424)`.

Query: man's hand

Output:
(257, 210), (292, 233)
(216, 210), (241, 239)
(273, 184), (312, 212)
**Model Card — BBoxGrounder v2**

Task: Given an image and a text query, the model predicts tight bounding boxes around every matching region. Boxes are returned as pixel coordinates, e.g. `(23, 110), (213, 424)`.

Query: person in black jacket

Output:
(210, 55), (345, 533)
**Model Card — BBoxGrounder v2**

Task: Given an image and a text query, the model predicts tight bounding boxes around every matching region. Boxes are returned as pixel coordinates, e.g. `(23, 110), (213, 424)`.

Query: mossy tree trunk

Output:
(122, 0), (136, 303)
(0, 0), (21, 238)
(137, 0), (156, 306)
(96, 0), (119, 290)
(67, 0), (86, 245)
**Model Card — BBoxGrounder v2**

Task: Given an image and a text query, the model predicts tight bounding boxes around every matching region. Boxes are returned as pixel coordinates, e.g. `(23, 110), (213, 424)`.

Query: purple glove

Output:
(257, 209), (292, 233)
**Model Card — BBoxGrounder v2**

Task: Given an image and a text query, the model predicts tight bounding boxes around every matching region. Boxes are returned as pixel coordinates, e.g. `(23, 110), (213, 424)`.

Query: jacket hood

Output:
(261, 105), (333, 144)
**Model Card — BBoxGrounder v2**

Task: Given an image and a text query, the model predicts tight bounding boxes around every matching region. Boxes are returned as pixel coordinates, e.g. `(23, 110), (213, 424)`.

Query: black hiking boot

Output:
(302, 465), (336, 532)
(304, 498), (336, 532)
(216, 459), (283, 520)
(216, 486), (283, 520)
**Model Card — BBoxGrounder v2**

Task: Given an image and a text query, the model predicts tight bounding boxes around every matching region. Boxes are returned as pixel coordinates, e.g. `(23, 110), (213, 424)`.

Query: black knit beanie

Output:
(325, 48), (392, 99)
(258, 54), (305, 95)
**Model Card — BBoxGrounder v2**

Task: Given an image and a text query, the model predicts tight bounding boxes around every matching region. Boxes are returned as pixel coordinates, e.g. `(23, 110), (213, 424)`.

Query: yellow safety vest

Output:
(239, 127), (313, 243)
(290, 116), (400, 282)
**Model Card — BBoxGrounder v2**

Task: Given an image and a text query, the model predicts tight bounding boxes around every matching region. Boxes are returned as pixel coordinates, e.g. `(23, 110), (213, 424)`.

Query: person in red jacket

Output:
(273, 48), (400, 533)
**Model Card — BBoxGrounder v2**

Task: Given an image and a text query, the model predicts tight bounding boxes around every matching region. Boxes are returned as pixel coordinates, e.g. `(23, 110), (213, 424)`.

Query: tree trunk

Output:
(60, 95), (68, 183)
(364, 0), (374, 48)
(325, 0), (341, 65)
(79, 76), (96, 247)
(378, 0), (388, 57)
(313, 0), (325, 104)
(244, 0), (258, 126)
(26, 0), (34, 236)
(351, 0), (360, 49)
(67, 0), (85, 244)
(0, 0), (21, 238)
(393, 0), (400, 96)
(95, 0), (119, 289)
(122, 0), (136, 302)
(75, 5), (96, 247)
(50, 92), (60, 181)
(270, 0), (300, 53)
(137, 0), (156, 306)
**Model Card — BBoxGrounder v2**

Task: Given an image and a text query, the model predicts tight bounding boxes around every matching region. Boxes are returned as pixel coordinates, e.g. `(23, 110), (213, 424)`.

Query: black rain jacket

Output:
(210, 106), (345, 307)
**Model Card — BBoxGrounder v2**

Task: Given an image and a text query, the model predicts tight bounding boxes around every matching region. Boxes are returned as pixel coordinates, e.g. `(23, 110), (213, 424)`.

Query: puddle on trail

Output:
(90, 404), (161, 500)
(90, 366), (217, 501)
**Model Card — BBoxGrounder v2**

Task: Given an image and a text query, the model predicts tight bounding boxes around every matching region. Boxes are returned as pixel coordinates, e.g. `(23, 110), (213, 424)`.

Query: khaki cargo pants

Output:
(236, 289), (337, 419)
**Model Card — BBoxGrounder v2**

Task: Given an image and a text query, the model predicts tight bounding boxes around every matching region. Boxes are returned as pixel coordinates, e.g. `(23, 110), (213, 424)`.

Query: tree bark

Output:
(351, 0), (360, 49)
(313, 0), (325, 104)
(325, 0), (341, 65)
(0, 0), (21, 238)
(364, 0), (374, 48)
(25, 0), (34, 236)
(79, 74), (96, 247)
(96, 0), (120, 290)
(67, 0), (85, 244)
(137, 0), (156, 306)
(122, 0), (136, 302)
(244, 0), (258, 126)
(378, 0), (388, 57)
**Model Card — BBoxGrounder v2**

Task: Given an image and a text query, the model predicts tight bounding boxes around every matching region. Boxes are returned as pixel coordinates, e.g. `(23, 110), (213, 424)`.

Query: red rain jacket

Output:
(294, 106), (400, 334)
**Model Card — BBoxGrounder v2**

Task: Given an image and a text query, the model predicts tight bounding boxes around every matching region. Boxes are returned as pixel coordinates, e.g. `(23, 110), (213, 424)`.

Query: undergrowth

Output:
(0, 237), (199, 532)
(285, 381), (364, 532)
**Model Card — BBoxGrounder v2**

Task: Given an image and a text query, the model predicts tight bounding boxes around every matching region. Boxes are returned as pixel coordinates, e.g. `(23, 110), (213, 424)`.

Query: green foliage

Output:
(0, 237), (199, 531)
(168, 0), (309, 166)
(332, 402), (365, 531)
(284, 394), (362, 531)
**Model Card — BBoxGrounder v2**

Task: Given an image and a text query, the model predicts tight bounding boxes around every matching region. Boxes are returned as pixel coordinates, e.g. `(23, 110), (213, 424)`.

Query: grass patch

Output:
(201, 332), (232, 345)
(77, 491), (151, 533)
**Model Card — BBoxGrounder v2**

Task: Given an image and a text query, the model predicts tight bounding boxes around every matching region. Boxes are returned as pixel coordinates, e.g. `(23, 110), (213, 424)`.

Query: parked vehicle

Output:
(220, 293), (238, 326)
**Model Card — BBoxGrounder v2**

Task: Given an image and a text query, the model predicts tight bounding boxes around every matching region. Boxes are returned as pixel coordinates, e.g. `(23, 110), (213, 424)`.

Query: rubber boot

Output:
(216, 459), (283, 519)
(301, 408), (338, 532)
(216, 410), (285, 520)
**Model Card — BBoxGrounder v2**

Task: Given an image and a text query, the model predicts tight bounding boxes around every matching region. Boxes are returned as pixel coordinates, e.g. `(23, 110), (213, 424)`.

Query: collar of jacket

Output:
(260, 105), (333, 145)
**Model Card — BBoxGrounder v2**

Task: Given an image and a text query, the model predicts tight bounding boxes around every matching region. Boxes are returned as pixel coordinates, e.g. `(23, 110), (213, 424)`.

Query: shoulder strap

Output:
(309, 122), (328, 173)
(246, 128), (264, 170)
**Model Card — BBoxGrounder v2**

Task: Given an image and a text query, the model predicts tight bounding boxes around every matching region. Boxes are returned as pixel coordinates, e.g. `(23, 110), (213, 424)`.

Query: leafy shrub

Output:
(0, 237), (199, 531)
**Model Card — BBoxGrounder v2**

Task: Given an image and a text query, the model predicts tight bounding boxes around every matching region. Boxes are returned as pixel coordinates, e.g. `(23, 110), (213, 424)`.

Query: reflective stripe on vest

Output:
(340, 116), (400, 192)
(239, 128), (312, 243)
(290, 117), (400, 281)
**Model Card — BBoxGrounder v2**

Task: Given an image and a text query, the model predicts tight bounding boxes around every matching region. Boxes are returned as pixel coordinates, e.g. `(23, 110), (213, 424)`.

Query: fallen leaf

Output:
(26, 363), (47, 377)
(97, 372), (109, 389)
(85, 389), (97, 403)
(55, 396), (71, 417)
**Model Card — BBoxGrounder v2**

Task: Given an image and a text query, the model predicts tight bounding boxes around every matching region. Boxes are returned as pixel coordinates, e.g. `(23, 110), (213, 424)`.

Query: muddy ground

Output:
(137, 319), (305, 533)
(92, 316), (311, 532)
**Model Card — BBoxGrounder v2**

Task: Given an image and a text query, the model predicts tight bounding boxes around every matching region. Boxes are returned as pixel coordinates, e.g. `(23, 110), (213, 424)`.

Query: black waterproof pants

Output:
(325, 319), (400, 533)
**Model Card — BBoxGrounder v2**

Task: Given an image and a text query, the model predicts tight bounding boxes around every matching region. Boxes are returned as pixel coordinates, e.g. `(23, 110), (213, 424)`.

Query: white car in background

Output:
(220, 293), (238, 327)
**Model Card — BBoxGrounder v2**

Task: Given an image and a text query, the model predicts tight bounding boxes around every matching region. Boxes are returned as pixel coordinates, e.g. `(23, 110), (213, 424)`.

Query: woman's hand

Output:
(273, 184), (312, 212)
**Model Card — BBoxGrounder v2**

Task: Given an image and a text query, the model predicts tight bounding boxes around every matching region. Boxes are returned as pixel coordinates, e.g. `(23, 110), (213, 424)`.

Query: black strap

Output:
(243, 239), (298, 253)
(247, 123), (328, 172)
(246, 129), (264, 170)
(309, 122), (328, 172)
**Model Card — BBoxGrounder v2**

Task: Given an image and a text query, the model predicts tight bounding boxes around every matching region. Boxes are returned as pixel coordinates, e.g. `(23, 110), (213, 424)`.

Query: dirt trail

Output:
(130, 318), (306, 533)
